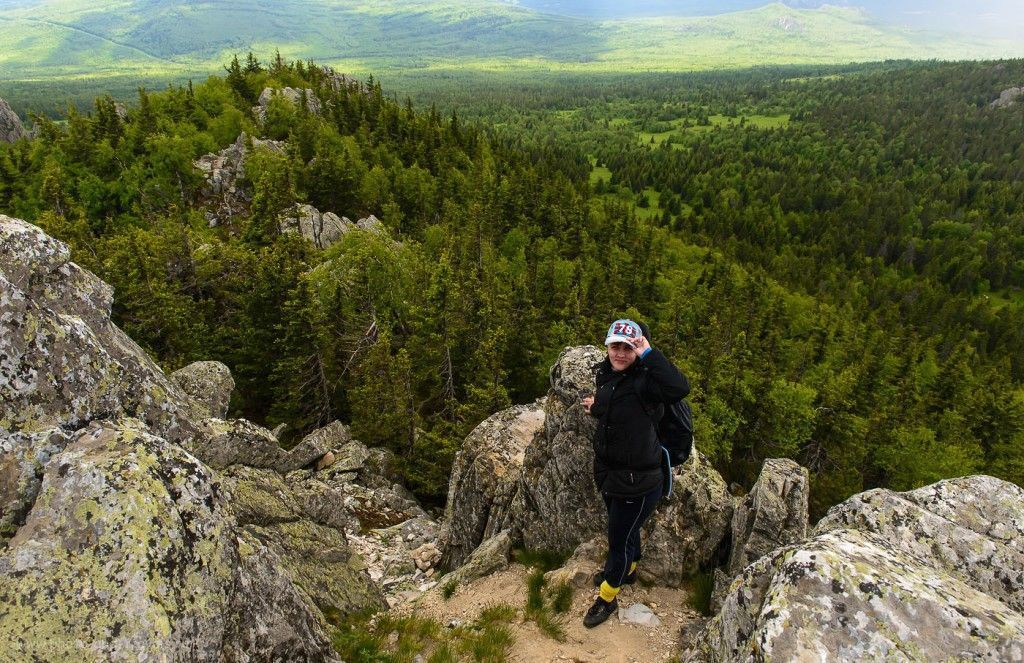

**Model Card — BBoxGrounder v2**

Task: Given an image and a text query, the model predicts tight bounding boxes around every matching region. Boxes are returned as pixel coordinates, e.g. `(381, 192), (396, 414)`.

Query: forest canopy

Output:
(2, 56), (1022, 517)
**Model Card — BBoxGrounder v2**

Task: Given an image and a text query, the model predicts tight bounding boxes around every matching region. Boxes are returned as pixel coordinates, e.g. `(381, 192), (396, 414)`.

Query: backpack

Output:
(658, 399), (694, 467)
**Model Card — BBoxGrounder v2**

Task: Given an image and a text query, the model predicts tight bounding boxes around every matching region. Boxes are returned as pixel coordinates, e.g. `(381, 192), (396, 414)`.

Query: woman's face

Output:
(607, 341), (637, 372)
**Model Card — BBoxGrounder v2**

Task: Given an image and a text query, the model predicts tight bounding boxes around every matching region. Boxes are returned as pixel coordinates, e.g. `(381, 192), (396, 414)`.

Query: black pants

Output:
(601, 483), (663, 588)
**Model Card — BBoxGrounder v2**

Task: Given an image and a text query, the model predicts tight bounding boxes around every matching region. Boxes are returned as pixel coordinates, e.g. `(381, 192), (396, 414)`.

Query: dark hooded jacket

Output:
(589, 348), (690, 497)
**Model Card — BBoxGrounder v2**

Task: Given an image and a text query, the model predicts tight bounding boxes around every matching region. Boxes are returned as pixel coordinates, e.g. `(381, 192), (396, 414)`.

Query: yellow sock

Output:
(599, 581), (621, 603)
(629, 562), (637, 574)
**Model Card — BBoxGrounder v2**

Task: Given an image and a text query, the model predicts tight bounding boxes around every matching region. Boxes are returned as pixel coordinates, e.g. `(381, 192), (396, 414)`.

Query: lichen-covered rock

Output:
(726, 457), (808, 577)
(639, 449), (734, 587)
(0, 427), (71, 540)
(225, 529), (343, 663)
(443, 530), (514, 588)
(0, 219), (401, 660)
(190, 418), (336, 473)
(815, 475), (1024, 613)
(170, 360), (235, 419)
(0, 216), (197, 443)
(0, 419), (238, 661)
(686, 475), (1024, 662)
(0, 98), (24, 143)
(440, 402), (544, 570)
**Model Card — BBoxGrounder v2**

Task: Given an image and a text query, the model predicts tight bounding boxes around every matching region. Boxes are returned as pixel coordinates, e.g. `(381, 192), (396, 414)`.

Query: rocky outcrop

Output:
(440, 402), (544, 569)
(725, 457), (808, 576)
(814, 475), (1024, 613)
(0, 99), (25, 143)
(0, 216), (419, 659)
(991, 86), (1023, 109)
(516, 347), (607, 552)
(193, 132), (285, 226)
(170, 360), (235, 419)
(441, 345), (734, 587)
(278, 204), (389, 249)
(254, 87), (322, 123)
(685, 476), (1024, 662)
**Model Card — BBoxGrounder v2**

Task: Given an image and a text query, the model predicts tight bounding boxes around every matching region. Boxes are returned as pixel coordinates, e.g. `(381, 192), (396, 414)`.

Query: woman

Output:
(580, 318), (690, 628)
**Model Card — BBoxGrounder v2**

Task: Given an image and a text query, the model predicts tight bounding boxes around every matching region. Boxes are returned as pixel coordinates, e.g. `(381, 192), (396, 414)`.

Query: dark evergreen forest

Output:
(2, 57), (1022, 517)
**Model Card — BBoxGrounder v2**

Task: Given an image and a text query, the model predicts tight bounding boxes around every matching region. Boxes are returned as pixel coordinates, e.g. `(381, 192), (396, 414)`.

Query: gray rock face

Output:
(516, 346), (607, 553)
(726, 457), (808, 577)
(278, 203), (350, 249)
(278, 204), (389, 249)
(0, 215), (197, 443)
(441, 345), (734, 587)
(991, 86), (1023, 108)
(0, 98), (24, 143)
(440, 402), (544, 570)
(815, 475), (1024, 613)
(686, 475), (1024, 662)
(170, 360), (235, 419)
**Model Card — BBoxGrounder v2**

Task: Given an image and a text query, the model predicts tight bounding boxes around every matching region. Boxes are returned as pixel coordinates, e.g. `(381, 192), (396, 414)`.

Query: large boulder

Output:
(516, 346), (607, 552)
(725, 457), (808, 577)
(685, 476), (1024, 662)
(170, 360), (235, 419)
(0, 98), (24, 143)
(0, 215), (197, 443)
(440, 402), (544, 569)
(814, 475), (1024, 612)
(189, 417), (336, 473)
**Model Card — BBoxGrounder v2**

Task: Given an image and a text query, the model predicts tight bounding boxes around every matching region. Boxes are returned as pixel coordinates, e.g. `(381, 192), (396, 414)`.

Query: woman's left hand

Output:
(633, 335), (651, 357)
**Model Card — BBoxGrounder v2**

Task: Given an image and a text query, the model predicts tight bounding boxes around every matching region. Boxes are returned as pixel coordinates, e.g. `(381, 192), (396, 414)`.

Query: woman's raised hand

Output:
(632, 335), (651, 357)
(581, 395), (594, 413)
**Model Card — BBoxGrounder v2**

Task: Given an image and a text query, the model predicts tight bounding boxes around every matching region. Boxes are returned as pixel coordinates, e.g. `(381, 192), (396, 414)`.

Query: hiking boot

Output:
(583, 596), (618, 628)
(592, 569), (637, 588)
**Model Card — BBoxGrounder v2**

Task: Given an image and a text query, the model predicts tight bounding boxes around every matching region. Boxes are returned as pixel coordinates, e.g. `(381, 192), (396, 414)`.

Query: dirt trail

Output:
(401, 563), (706, 662)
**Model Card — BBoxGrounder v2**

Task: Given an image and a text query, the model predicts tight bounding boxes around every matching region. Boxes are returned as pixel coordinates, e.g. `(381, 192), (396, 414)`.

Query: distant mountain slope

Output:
(0, 0), (1019, 80)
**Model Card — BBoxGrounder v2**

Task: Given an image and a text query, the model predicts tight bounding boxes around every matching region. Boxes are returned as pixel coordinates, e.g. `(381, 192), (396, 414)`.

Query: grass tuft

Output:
(513, 547), (571, 572)
(479, 602), (518, 626)
(548, 582), (574, 614)
(441, 578), (458, 600)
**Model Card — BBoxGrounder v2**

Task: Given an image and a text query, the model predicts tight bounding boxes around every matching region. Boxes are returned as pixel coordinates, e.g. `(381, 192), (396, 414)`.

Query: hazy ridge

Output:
(0, 0), (1020, 82)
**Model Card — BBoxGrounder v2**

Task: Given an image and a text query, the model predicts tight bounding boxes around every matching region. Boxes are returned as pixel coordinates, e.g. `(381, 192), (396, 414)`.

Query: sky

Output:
(512, 1), (1024, 38)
